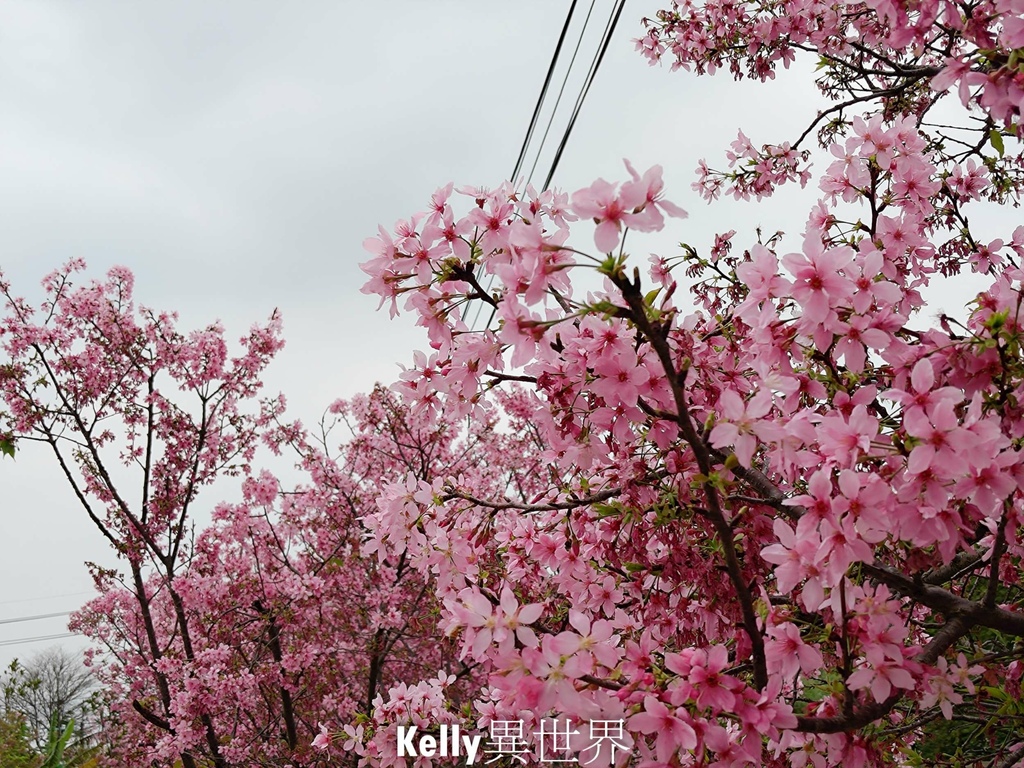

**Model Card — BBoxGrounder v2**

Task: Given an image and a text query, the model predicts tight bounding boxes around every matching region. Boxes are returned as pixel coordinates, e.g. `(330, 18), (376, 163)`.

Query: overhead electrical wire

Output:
(0, 603), (86, 651)
(0, 590), (93, 607)
(469, 0), (584, 331)
(524, 0), (599, 190)
(510, 0), (581, 184)
(0, 610), (77, 650)
(0, 610), (73, 626)
(471, 0), (623, 332)
(542, 0), (626, 191)
(0, 631), (76, 648)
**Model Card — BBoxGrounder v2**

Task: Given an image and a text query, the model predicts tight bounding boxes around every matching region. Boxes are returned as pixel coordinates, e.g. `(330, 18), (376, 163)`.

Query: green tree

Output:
(0, 709), (38, 768)
(1, 650), (101, 765)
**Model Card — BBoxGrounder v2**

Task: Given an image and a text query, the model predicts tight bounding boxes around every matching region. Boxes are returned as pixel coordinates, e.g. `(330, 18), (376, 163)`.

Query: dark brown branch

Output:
(365, 628), (386, 716)
(863, 562), (1024, 637)
(167, 586), (227, 768)
(449, 262), (499, 308)
(132, 700), (173, 732)
(705, 445), (803, 518)
(796, 611), (975, 733)
(993, 742), (1024, 768)
(793, 79), (932, 150)
(252, 601), (299, 750)
(169, 395), (209, 568)
(611, 267), (767, 691)
(923, 548), (985, 585)
(39, 424), (121, 551)
(484, 371), (538, 383)
(141, 373), (155, 524)
(579, 674), (623, 691)
(985, 505), (1010, 608)
(32, 343), (165, 557)
(442, 487), (620, 513)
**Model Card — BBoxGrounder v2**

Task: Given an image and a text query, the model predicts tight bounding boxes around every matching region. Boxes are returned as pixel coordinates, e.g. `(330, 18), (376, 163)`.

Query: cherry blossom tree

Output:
(67, 384), (542, 767)
(0, 261), (549, 766)
(0, 260), (285, 767)
(357, 1), (1024, 766)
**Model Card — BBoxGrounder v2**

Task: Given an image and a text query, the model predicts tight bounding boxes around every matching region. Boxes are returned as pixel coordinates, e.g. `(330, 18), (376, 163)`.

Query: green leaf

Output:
(597, 253), (621, 276)
(0, 436), (14, 459)
(989, 128), (1005, 157)
(983, 685), (1011, 702)
(586, 299), (621, 318)
(40, 716), (74, 768)
(593, 502), (623, 519)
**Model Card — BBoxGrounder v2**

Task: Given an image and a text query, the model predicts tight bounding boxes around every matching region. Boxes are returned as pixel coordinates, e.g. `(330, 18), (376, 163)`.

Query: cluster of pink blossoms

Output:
(350, 0), (1024, 744)
(9, 4), (1024, 765)
(641, 0), (1024, 206)
(350, 100), (1024, 762)
(640, 0), (1024, 133)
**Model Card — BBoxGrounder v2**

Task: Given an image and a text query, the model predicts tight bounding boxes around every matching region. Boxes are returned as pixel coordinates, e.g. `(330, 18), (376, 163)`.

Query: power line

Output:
(511, 0), (580, 183)
(0, 610), (73, 626)
(0, 590), (93, 607)
(470, 0), (624, 332)
(525, 0), (599, 190)
(473, 0), (621, 331)
(0, 632), (76, 648)
(542, 0), (626, 191)
(469, 0), (585, 332)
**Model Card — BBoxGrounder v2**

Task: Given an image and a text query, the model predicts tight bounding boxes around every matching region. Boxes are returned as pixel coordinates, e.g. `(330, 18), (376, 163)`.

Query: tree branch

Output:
(132, 700), (173, 732)
(611, 267), (768, 691)
(442, 487), (620, 513)
(796, 611), (975, 733)
(863, 562), (1024, 637)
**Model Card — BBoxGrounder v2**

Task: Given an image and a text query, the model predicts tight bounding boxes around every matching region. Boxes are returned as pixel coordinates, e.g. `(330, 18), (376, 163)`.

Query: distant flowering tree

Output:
(0, 260), (285, 768)
(69, 384), (542, 767)
(358, 1), (1024, 766)
(0, 261), (540, 766)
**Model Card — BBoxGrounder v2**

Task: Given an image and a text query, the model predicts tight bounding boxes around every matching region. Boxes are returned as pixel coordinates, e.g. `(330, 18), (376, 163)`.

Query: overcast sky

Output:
(0, 1), (1002, 668)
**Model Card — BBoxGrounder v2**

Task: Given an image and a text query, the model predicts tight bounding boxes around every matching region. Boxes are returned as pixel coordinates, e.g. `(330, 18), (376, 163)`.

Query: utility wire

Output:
(0, 590), (93, 607)
(511, 0), (580, 183)
(0, 632), (76, 648)
(542, 0), (626, 191)
(469, 0), (583, 331)
(0, 610), (73, 626)
(471, 0), (623, 332)
(525, 0), (598, 190)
